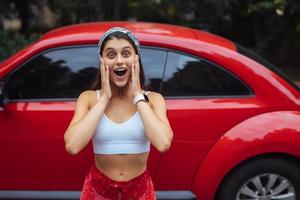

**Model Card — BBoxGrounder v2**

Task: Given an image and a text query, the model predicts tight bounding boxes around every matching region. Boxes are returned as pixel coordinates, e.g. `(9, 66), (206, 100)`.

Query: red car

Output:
(1, 22), (300, 200)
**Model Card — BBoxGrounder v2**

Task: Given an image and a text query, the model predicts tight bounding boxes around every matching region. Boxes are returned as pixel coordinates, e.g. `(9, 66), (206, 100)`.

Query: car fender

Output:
(191, 110), (300, 200)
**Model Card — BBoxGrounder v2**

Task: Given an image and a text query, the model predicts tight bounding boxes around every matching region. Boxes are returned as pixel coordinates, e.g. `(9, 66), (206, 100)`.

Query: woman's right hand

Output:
(99, 57), (111, 102)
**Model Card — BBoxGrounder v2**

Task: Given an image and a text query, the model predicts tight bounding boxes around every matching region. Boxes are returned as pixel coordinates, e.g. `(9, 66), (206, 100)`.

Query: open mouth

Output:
(114, 68), (128, 77)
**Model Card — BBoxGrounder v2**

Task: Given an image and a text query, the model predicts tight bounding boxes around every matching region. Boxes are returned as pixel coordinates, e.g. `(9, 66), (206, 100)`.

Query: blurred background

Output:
(0, 0), (299, 75)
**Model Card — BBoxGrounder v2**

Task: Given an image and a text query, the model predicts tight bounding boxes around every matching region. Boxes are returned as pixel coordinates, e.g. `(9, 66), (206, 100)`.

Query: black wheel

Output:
(216, 157), (300, 200)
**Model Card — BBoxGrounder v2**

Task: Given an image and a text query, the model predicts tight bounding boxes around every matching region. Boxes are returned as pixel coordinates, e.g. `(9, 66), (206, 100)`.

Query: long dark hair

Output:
(91, 32), (145, 90)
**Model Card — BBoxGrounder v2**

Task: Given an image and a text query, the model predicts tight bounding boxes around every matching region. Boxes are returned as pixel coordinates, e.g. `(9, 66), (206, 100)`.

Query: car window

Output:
(5, 46), (166, 100)
(6, 46), (99, 100)
(140, 47), (166, 92)
(162, 51), (251, 97)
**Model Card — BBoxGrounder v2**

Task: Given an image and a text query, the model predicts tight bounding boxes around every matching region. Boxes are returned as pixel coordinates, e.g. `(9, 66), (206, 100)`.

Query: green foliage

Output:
(0, 31), (41, 62)
(47, 0), (128, 25)
(0, 0), (299, 65)
(247, 0), (288, 14)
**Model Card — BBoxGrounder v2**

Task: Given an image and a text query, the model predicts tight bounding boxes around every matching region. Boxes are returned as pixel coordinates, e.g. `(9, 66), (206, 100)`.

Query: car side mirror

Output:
(0, 81), (8, 107)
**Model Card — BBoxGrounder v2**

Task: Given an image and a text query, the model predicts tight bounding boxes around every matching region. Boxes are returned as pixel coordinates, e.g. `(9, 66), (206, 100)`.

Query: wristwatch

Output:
(133, 93), (149, 106)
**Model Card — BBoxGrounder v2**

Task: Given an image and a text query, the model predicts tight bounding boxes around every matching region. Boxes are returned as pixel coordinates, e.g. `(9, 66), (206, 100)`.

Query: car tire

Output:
(216, 157), (300, 200)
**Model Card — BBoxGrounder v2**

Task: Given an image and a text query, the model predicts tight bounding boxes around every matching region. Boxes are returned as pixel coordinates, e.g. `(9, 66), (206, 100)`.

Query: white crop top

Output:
(92, 90), (150, 154)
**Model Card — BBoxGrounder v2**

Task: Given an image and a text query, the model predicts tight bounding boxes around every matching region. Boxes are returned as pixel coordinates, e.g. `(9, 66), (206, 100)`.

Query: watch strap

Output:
(133, 92), (149, 106)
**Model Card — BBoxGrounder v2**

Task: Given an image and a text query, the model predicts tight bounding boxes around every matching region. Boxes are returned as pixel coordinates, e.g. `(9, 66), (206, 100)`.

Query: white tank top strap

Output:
(96, 90), (100, 100)
(144, 91), (151, 95)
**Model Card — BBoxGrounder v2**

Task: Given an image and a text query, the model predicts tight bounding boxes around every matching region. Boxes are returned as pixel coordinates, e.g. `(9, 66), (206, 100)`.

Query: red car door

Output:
(154, 50), (266, 189)
(0, 46), (99, 190)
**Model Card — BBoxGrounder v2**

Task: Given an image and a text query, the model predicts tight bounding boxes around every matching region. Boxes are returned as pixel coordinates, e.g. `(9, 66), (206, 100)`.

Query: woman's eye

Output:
(123, 51), (131, 57)
(107, 52), (115, 58)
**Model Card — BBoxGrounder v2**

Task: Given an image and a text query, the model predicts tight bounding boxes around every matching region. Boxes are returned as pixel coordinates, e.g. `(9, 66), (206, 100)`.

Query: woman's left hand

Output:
(129, 55), (143, 97)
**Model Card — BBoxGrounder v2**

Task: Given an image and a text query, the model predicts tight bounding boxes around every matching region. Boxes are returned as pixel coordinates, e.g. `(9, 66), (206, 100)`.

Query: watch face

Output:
(143, 94), (149, 102)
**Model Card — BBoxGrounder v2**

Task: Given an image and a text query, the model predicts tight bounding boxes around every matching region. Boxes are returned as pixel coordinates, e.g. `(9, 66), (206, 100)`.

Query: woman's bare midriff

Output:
(94, 152), (149, 182)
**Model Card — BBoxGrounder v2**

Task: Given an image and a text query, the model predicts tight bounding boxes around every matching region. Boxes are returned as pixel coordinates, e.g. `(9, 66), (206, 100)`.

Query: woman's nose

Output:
(116, 53), (124, 65)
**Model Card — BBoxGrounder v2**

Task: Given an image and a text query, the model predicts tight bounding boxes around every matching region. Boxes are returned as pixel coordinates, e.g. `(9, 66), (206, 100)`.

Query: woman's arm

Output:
(63, 91), (109, 155)
(136, 92), (173, 153)
(64, 59), (111, 155)
(129, 55), (173, 152)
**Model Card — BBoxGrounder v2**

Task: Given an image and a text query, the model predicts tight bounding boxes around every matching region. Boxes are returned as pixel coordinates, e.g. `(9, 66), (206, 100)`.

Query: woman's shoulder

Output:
(144, 91), (165, 105)
(78, 89), (98, 98)
(144, 90), (163, 97)
(77, 89), (99, 106)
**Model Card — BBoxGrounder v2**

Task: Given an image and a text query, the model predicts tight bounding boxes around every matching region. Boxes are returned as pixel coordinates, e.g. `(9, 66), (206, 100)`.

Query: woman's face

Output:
(102, 38), (136, 88)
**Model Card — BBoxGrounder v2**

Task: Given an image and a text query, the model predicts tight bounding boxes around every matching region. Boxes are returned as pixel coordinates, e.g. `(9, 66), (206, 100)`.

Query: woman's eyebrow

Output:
(123, 46), (132, 50)
(104, 46), (132, 52)
(104, 47), (114, 52)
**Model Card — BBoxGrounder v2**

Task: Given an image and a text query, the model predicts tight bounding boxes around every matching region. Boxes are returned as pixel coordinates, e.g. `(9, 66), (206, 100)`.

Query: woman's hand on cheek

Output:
(129, 55), (142, 97)
(100, 57), (112, 101)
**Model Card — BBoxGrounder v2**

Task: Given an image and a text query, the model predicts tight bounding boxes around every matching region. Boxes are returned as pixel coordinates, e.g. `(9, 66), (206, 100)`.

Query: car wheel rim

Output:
(236, 173), (296, 200)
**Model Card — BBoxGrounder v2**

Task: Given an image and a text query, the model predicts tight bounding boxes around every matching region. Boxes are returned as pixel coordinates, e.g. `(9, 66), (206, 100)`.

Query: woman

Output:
(64, 27), (173, 200)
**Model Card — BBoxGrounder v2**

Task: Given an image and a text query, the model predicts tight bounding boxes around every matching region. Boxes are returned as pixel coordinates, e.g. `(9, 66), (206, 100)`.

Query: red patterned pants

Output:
(80, 164), (156, 200)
